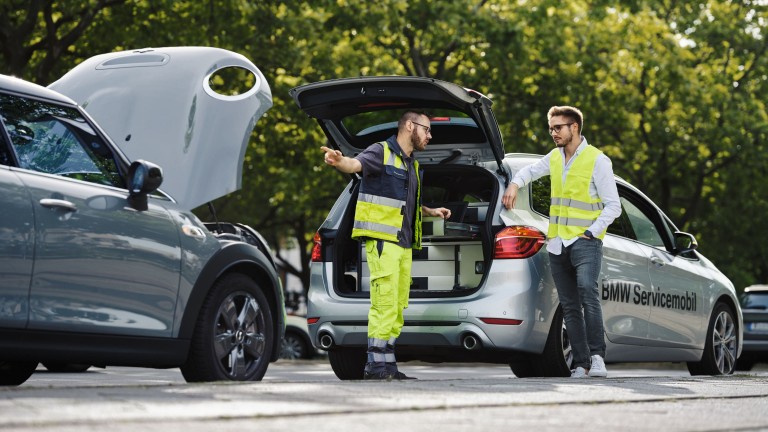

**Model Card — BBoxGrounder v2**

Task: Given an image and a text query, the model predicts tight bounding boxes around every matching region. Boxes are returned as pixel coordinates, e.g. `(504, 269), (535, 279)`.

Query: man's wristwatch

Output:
(584, 230), (595, 240)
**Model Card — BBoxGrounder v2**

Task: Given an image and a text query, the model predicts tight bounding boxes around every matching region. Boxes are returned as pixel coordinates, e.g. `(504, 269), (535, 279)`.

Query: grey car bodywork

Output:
(291, 76), (743, 378)
(49, 47), (272, 210)
(736, 284), (768, 370)
(0, 47), (284, 385)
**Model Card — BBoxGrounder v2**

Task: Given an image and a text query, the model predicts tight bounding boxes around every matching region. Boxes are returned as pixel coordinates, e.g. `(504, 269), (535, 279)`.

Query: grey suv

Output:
(291, 76), (742, 379)
(0, 47), (284, 386)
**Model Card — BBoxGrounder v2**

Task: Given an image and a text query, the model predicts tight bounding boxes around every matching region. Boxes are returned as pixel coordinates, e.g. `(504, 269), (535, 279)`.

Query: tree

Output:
(4, 0), (767, 291)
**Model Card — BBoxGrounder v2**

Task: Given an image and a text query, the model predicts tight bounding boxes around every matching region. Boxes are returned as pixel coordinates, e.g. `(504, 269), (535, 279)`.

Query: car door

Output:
(3, 93), (183, 337)
(0, 165), (34, 329)
(600, 225), (653, 344)
(620, 191), (706, 348)
(530, 177), (653, 344)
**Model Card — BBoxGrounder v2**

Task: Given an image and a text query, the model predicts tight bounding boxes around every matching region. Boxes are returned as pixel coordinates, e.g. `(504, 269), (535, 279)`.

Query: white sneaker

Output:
(588, 355), (608, 377)
(570, 366), (588, 378)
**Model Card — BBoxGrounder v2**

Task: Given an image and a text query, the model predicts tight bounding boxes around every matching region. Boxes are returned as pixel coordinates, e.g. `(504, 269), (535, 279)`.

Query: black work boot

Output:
(384, 341), (417, 380)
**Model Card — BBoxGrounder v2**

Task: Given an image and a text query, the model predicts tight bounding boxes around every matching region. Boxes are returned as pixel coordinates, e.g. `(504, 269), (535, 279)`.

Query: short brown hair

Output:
(547, 106), (583, 135)
(398, 110), (430, 131)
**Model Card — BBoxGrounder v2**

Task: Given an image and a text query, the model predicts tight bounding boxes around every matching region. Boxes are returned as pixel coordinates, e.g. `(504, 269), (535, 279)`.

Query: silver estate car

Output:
(290, 76), (743, 379)
(1, 47), (284, 386)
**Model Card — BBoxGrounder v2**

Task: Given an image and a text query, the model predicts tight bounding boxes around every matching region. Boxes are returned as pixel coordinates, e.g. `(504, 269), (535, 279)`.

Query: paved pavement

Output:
(1, 361), (767, 432)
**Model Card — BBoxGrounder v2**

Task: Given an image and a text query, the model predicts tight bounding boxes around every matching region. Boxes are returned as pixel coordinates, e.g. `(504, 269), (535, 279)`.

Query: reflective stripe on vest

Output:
(548, 145), (605, 240)
(550, 197), (605, 212)
(351, 141), (422, 248)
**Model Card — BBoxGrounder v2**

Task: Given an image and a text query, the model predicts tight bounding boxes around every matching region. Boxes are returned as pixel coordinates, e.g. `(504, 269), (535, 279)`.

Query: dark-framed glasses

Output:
(411, 120), (432, 134)
(548, 122), (574, 135)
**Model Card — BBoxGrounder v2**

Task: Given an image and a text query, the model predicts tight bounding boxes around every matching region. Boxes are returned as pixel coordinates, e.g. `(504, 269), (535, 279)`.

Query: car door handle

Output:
(40, 198), (78, 213)
(650, 257), (666, 267)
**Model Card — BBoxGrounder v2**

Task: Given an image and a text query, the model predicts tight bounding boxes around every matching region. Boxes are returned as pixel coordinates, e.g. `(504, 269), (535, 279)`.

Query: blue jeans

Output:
(549, 238), (606, 370)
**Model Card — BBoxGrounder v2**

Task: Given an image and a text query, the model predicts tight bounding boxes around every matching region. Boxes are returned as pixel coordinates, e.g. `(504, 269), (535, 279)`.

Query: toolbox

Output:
(423, 217), (480, 239)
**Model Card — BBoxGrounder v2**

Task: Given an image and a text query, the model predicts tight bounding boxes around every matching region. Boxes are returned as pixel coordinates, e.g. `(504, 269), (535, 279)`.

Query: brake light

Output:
(479, 317), (523, 325)
(307, 317), (320, 325)
(311, 231), (322, 262)
(494, 226), (546, 259)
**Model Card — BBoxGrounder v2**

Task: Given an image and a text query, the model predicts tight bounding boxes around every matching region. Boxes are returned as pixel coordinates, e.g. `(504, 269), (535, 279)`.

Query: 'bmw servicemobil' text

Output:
(602, 281), (697, 312)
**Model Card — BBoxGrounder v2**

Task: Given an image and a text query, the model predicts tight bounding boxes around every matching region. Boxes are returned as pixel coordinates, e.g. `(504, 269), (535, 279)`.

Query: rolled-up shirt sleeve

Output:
(511, 151), (553, 188)
(589, 155), (621, 237)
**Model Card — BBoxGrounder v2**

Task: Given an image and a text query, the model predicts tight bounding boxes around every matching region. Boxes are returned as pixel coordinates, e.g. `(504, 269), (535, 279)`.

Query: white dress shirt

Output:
(511, 137), (621, 255)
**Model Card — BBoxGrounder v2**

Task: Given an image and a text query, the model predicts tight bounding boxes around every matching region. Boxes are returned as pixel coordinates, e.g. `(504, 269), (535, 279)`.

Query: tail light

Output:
(494, 226), (546, 259)
(310, 231), (322, 262)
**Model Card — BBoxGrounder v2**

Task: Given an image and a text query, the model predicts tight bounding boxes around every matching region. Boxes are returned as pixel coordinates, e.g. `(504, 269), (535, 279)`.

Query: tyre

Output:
(687, 303), (738, 376)
(533, 306), (572, 377)
(735, 357), (755, 371)
(510, 307), (571, 378)
(509, 356), (537, 378)
(42, 363), (91, 373)
(328, 348), (366, 380)
(280, 330), (310, 360)
(180, 273), (274, 382)
(0, 361), (38, 386)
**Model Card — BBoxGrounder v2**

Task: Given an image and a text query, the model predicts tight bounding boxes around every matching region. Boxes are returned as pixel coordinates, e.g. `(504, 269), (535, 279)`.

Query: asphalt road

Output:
(1, 360), (767, 432)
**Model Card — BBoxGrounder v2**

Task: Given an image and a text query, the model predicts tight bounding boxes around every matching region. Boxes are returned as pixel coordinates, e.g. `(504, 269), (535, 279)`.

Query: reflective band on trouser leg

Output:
(385, 337), (398, 375)
(366, 240), (408, 340)
(365, 337), (389, 375)
(385, 337), (397, 364)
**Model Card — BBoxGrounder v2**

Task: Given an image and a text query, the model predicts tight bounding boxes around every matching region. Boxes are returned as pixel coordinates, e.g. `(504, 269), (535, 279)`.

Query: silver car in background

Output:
(291, 76), (742, 379)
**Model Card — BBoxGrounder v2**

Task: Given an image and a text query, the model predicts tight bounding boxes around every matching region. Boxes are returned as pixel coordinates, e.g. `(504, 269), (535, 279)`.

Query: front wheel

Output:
(181, 274), (274, 382)
(687, 303), (738, 375)
(0, 362), (38, 386)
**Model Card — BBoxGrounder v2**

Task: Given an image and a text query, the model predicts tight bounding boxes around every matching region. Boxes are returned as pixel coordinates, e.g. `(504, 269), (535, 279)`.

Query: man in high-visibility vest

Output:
(501, 106), (621, 378)
(321, 110), (451, 380)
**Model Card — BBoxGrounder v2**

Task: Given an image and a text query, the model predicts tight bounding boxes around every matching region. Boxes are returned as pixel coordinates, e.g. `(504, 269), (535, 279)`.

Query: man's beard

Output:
(553, 131), (571, 148)
(411, 129), (427, 151)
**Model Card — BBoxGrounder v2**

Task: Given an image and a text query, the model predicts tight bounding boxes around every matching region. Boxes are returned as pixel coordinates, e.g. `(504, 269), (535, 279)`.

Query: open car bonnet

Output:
(289, 76), (505, 169)
(49, 47), (272, 210)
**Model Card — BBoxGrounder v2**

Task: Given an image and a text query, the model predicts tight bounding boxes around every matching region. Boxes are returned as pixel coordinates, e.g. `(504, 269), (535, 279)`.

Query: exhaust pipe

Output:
(319, 333), (334, 350)
(462, 334), (480, 350)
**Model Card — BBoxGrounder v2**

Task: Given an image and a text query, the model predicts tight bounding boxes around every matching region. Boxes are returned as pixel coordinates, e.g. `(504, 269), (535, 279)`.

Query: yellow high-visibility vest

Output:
(352, 141), (422, 249)
(548, 145), (606, 240)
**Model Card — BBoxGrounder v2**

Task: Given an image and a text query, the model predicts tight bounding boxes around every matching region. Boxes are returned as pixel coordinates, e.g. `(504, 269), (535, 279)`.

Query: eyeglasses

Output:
(411, 120), (432, 134)
(548, 122), (574, 135)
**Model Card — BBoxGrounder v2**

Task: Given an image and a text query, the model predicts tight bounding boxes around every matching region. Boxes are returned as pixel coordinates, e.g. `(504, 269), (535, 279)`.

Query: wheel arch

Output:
(178, 242), (285, 362)
(285, 324), (312, 347)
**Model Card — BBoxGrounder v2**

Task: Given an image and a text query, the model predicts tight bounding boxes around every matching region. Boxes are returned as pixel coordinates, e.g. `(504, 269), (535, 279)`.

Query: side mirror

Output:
(673, 231), (698, 255)
(127, 160), (163, 211)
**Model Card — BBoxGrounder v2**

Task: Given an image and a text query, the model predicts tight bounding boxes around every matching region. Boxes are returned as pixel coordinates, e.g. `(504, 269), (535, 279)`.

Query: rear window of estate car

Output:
(342, 109), (486, 149)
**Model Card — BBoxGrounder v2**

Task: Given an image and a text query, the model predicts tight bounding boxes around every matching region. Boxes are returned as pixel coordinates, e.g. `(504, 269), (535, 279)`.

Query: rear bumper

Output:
(307, 259), (558, 356)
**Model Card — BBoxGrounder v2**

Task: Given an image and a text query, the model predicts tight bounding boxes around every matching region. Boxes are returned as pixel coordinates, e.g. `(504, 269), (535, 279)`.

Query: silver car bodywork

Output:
(291, 76), (742, 378)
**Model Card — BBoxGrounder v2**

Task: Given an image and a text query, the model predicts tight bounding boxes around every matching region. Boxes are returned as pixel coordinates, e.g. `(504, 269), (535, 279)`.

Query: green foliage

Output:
(4, 0), (767, 291)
